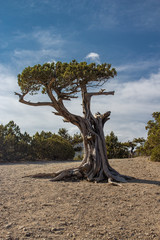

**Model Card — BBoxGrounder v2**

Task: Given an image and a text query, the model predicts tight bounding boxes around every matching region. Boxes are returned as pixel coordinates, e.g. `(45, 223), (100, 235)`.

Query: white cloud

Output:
(32, 29), (64, 48)
(12, 28), (65, 67)
(13, 49), (62, 67)
(88, 0), (160, 31)
(116, 59), (160, 73)
(0, 62), (160, 142)
(85, 52), (100, 63)
(91, 70), (160, 141)
(0, 64), (18, 93)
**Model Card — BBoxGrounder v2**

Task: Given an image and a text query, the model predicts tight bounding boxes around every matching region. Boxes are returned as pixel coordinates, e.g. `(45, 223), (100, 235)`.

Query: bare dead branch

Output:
(87, 91), (115, 98)
(14, 92), (53, 107)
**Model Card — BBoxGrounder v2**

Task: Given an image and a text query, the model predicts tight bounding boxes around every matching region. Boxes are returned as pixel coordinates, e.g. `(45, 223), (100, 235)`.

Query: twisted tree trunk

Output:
(16, 80), (132, 183)
(48, 91), (131, 183)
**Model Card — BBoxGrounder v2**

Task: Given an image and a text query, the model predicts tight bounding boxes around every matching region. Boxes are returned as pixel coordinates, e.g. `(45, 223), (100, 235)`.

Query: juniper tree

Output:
(15, 60), (131, 182)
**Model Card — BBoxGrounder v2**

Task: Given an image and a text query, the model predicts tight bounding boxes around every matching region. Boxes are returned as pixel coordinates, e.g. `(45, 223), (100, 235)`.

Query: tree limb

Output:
(87, 91), (115, 98)
(47, 78), (60, 108)
(14, 92), (53, 107)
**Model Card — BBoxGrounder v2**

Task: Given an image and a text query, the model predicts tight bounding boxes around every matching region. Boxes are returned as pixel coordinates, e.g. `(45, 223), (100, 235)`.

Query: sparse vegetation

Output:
(1, 113), (158, 163)
(0, 121), (74, 162)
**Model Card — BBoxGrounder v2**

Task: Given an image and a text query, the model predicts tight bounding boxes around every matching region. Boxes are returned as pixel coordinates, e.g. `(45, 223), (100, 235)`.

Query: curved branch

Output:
(47, 78), (60, 109)
(14, 92), (53, 107)
(46, 79), (83, 127)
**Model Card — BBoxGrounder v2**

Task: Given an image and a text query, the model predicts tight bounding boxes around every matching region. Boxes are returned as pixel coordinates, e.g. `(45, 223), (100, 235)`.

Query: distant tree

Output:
(133, 137), (145, 156)
(72, 132), (83, 153)
(0, 124), (6, 160)
(105, 131), (128, 159)
(0, 121), (32, 161)
(58, 128), (72, 142)
(58, 128), (83, 152)
(144, 112), (160, 161)
(17, 132), (32, 159)
(15, 60), (132, 182)
(3, 121), (22, 160)
(123, 141), (136, 158)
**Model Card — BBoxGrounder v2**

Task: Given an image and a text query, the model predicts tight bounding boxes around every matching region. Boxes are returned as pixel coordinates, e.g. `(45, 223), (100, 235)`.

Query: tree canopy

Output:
(17, 60), (116, 97)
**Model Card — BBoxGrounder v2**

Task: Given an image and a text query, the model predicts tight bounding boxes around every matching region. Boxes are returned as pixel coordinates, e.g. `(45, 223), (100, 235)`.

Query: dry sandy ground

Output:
(0, 157), (160, 240)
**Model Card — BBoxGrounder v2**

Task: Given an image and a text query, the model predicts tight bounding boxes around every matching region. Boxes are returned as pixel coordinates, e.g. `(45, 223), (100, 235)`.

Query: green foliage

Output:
(105, 131), (129, 159)
(133, 137), (145, 156)
(58, 128), (83, 153)
(72, 132), (83, 145)
(150, 145), (160, 162)
(122, 137), (146, 157)
(58, 128), (72, 142)
(0, 121), (32, 161)
(0, 122), (74, 162)
(18, 60), (117, 96)
(144, 112), (160, 161)
(32, 132), (74, 160)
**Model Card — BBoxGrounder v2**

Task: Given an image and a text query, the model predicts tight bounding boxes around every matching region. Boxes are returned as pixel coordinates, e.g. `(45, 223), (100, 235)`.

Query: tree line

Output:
(0, 121), (80, 162)
(0, 111), (159, 162)
(105, 112), (160, 162)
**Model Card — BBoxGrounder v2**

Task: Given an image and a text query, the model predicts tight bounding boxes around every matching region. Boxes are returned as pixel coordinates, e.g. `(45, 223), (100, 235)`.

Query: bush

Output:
(32, 133), (75, 160)
(150, 145), (160, 162)
(0, 122), (75, 162)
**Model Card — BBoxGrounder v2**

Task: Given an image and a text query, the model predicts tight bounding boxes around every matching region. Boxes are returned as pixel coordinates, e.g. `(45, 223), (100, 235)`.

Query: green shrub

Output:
(150, 145), (160, 162)
(32, 133), (75, 160)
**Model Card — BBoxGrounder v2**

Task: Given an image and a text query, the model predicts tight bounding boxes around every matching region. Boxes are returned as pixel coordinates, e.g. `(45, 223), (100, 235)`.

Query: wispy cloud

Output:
(92, 69), (160, 141)
(1, 59), (160, 141)
(85, 52), (100, 64)
(12, 28), (65, 67)
(32, 29), (64, 48)
(13, 49), (62, 67)
(86, 0), (160, 31)
(116, 59), (160, 73)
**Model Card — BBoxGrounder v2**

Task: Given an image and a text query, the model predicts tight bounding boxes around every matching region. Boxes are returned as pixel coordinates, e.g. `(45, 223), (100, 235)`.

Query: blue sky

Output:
(0, 0), (160, 141)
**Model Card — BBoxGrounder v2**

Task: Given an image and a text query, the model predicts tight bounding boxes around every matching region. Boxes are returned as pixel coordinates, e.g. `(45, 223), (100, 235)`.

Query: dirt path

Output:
(0, 157), (160, 240)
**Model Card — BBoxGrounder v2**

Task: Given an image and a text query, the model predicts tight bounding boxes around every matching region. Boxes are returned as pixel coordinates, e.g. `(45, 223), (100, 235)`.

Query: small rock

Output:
(50, 227), (64, 233)
(25, 232), (31, 237)
(59, 221), (68, 226)
(5, 223), (12, 229)
(89, 224), (95, 227)
(119, 227), (123, 230)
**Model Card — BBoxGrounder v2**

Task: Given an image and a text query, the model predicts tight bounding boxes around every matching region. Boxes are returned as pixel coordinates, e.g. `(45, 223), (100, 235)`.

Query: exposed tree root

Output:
(26, 165), (134, 185)
(23, 172), (57, 179)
